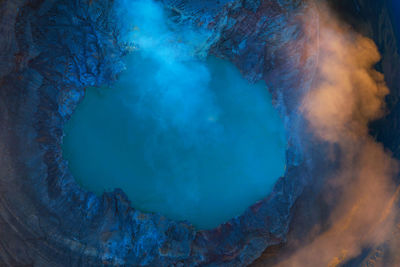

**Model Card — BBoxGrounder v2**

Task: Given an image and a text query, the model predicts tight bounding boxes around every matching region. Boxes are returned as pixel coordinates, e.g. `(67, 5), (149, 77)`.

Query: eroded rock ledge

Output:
(0, 0), (319, 265)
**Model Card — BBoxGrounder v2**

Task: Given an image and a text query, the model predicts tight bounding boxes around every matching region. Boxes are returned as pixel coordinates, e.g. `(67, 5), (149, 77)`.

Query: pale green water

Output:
(62, 55), (286, 229)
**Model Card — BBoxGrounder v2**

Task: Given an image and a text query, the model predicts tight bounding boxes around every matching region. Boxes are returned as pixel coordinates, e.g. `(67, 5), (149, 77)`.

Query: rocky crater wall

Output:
(0, 0), (321, 266)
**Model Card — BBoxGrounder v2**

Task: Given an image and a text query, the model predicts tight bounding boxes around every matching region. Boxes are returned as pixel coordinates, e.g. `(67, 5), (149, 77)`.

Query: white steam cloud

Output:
(115, 0), (220, 139)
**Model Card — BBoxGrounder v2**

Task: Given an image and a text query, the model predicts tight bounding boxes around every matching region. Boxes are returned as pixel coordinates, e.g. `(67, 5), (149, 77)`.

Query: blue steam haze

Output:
(62, 0), (286, 229)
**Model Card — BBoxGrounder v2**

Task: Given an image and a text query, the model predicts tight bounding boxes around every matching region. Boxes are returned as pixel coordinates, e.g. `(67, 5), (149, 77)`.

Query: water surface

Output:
(63, 55), (286, 229)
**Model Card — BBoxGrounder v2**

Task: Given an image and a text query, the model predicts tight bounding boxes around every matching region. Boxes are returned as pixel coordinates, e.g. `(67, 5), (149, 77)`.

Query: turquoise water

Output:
(62, 54), (286, 229)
